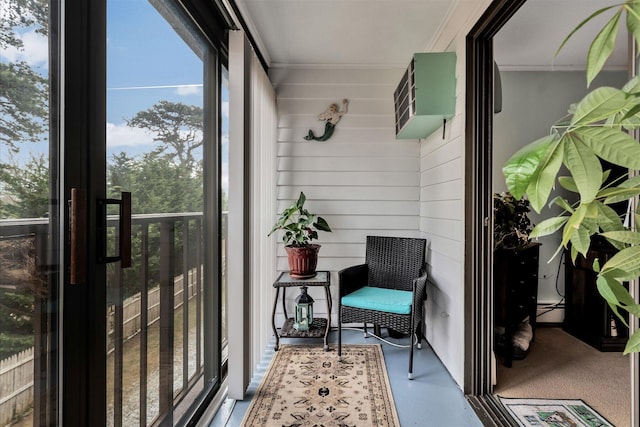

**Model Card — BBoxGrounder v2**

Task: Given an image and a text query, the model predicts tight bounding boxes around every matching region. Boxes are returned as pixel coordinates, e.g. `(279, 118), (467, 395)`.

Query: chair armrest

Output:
(412, 270), (428, 303)
(411, 270), (428, 321)
(338, 263), (368, 298)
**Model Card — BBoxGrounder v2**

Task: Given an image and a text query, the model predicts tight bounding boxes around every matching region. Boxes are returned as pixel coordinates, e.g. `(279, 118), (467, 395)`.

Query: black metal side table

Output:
(272, 271), (332, 351)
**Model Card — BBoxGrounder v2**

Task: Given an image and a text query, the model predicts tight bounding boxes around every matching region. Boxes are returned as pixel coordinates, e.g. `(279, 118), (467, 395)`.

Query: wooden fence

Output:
(0, 269), (200, 425)
(107, 269), (200, 351)
(0, 348), (34, 426)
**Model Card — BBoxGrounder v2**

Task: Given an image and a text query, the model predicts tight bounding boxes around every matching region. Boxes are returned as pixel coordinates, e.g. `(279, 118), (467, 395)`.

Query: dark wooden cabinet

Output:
(494, 242), (540, 367)
(564, 241), (628, 352)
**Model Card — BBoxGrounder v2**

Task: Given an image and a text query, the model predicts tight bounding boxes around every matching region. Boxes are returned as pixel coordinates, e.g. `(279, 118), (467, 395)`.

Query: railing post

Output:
(182, 220), (189, 392)
(113, 256), (123, 427)
(139, 223), (149, 427)
(195, 219), (202, 370)
(158, 221), (174, 425)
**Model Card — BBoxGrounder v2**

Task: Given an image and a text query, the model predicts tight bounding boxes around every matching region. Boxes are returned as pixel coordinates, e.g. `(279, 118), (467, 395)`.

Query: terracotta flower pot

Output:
(285, 244), (320, 279)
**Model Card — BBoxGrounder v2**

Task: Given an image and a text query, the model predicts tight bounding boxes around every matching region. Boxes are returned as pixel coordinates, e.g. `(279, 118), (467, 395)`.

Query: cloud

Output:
(175, 85), (201, 96)
(1, 29), (48, 66)
(107, 122), (156, 148)
(222, 101), (229, 119)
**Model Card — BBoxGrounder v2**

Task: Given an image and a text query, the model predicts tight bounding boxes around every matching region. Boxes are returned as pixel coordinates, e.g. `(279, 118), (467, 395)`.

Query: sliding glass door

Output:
(1, 0), (228, 424)
(105, 0), (225, 424)
(0, 0), (59, 425)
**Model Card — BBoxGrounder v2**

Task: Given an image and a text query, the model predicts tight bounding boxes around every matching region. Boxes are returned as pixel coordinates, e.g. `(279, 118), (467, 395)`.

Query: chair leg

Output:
(363, 322), (368, 338)
(374, 324), (381, 337)
(408, 335), (414, 380)
(338, 308), (342, 361)
(408, 315), (415, 380)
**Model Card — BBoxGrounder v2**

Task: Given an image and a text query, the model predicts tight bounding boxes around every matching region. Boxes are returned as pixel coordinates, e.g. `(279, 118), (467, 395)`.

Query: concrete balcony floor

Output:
(211, 328), (483, 426)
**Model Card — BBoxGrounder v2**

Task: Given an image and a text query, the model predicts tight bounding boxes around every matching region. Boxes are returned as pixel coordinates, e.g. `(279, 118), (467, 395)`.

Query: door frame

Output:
(57, 0), (232, 424)
(464, 0), (525, 398)
(464, 1), (639, 426)
(60, 0), (108, 424)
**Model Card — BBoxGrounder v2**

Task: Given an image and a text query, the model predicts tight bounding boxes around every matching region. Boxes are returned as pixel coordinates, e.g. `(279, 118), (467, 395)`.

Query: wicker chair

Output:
(338, 236), (428, 379)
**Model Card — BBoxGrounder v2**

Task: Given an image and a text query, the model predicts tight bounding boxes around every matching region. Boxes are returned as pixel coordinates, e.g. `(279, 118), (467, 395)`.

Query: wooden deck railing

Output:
(0, 212), (224, 426)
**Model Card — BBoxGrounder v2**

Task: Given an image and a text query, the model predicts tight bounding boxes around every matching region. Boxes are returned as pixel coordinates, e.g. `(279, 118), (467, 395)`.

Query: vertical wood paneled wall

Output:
(269, 67), (421, 325)
(264, 0), (493, 391)
(421, 0), (492, 385)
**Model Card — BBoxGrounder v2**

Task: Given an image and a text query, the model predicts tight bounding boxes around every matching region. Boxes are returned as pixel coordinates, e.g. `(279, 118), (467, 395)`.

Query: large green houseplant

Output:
(269, 192), (332, 279)
(494, 191), (533, 250)
(503, 0), (640, 354)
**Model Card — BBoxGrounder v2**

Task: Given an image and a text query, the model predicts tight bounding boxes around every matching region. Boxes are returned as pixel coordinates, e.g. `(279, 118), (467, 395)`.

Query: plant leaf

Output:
(555, 4), (619, 58)
(620, 175), (640, 188)
(558, 176), (578, 192)
(571, 87), (629, 125)
(597, 200), (624, 226)
(626, 0), (640, 50)
(623, 74), (640, 93)
(621, 102), (640, 121)
(525, 138), (564, 213)
(624, 329), (640, 355)
(600, 230), (640, 244)
(603, 188), (640, 204)
(570, 224), (591, 257)
(563, 135), (602, 203)
(503, 135), (558, 200)
(296, 192), (306, 209)
(601, 245), (640, 280)
(314, 216), (332, 232)
(586, 10), (622, 86)
(571, 244), (579, 263)
(530, 216), (569, 238)
(598, 273), (637, 306)
(562, 203), (588, 248)
(596, 275), (631, 330)
(549, 196), (574, 213)
(575, 126), (640, 169)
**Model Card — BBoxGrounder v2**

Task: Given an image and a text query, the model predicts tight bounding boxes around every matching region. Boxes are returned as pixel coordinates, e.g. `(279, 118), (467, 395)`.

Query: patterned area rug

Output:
(241, 344), (400, 427)
(499, 397), (614, 427)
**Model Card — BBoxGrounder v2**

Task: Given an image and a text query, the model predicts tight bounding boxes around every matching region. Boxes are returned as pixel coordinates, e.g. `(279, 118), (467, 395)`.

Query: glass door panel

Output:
(0, 0), (59, 426)
(106, 1), (219, 425)
(221, 66), (229, 355)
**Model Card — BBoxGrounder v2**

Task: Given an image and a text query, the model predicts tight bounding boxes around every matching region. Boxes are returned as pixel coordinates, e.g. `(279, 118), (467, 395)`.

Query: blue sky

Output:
(2, 0), (229, 190)
(107, 0), (229, 166)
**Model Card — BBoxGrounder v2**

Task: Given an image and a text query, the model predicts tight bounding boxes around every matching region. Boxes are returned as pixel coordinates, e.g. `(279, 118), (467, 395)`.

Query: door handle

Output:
(120, 192), (131, 268)
(97, 192), (132, 268)
(70, 188), (86, 284)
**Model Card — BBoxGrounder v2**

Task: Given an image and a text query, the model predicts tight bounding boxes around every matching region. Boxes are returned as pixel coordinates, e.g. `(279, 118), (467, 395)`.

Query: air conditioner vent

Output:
(394, 52), (456, 140)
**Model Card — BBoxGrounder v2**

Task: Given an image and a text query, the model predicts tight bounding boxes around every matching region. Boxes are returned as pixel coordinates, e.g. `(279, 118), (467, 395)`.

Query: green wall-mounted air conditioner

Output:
(394, 52), (456, 139)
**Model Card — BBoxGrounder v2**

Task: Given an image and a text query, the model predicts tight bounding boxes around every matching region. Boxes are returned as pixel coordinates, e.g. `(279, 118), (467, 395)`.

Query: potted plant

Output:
(502, 0), (640, 354)
(268, 192), (332, 279)
(493, 192), (533, 250)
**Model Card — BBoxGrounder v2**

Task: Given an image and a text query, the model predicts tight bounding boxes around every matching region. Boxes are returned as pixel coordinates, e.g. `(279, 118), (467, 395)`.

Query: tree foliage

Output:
(126, 101), (204, 171)
(503, 0), (640, 354)
(0, 0), (49, 152)
(0, 154), (49, 218)
(0, 238), (40, 359)
(108, 152), (202, 214)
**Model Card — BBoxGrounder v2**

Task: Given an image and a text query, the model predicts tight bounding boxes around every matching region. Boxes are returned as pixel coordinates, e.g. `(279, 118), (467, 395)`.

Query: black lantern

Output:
(294, 286), (314, 331)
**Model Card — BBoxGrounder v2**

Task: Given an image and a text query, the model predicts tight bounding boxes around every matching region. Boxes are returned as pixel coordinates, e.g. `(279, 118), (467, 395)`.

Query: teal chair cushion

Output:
(341, 286), (413, 315)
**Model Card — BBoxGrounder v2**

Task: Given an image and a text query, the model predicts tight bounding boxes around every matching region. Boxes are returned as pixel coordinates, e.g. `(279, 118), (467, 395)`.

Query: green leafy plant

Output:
(503, 0), (640, 354)
(494, 192), (533, 250)
(268, 192), (332, 247)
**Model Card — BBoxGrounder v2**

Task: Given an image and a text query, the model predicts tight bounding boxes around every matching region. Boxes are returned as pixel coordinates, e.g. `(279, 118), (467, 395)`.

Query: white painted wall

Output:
(417, 1), (492, 387)
(266, 1), (493, 389)
(269, 66), (421, 327)
(493, 70), (627, 313)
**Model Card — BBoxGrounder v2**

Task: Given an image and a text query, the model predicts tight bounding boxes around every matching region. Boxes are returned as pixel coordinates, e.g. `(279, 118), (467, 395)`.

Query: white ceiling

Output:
(494, 0), (627, 71)
(234, 0), (458, 67)
(235, 0), (629, 70)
